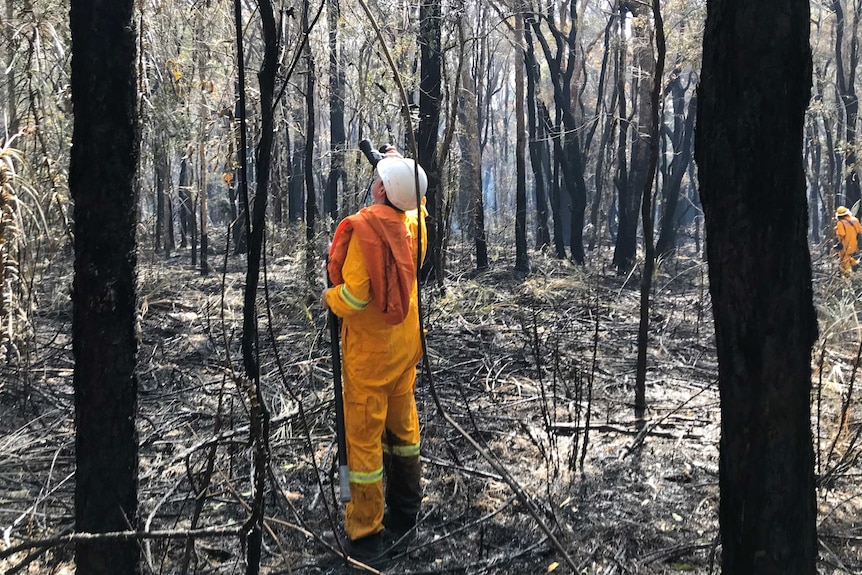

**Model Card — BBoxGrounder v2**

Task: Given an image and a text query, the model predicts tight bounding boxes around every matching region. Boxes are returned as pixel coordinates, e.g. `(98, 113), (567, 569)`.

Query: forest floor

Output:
(0, 231), (861, 574)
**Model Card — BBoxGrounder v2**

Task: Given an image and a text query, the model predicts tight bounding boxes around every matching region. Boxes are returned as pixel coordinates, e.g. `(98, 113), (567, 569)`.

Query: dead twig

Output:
(0, 526), (243, 561)
(623, 380), (714, 457)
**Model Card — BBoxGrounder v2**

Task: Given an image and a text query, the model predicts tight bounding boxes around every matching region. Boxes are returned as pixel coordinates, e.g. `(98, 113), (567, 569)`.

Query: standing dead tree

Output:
(696, 0), (818, 572)
(634, 0), (665, 421)
(233, 0), (277, 572)
(69, 0), (140, 572)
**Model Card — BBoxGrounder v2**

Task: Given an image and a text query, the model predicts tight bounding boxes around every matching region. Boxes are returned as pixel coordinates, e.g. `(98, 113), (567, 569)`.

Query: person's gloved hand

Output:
(382, 146), (402, 159)
(321, 288), (330, 311)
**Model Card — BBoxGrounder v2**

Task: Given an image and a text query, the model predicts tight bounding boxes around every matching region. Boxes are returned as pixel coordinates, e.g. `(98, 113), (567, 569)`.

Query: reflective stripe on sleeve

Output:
(348, 467), (383, 484)
(339, 285), (370, 311)
(382, 442), (420, 457)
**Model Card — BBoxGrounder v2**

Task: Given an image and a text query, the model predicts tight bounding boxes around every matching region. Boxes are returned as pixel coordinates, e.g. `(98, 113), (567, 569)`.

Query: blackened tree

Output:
(696, 0), (817, 572)
(833, 0), (862, 208)
(69, 0), (140, 573)
(419, 0), (443, 281)
(612, 2), (655, 272)
(527, 6), (589, 264)
(655, 73), (696, 258)
(457, 20), (488, 270)
(326, 0), (346, 226)
(524, 23), (550, 251)
(514, 9), (529, 273)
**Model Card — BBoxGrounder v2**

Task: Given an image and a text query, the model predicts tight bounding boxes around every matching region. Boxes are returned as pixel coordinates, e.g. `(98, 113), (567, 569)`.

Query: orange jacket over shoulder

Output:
(324, 203), (427, 541)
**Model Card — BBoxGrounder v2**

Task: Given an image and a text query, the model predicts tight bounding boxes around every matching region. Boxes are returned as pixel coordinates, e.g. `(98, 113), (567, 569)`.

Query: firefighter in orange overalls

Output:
(322, 149), (427, 561)
(835, 206), (862, 273)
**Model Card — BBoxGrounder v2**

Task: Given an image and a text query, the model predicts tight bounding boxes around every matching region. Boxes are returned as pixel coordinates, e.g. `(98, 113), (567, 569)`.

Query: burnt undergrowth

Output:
(0, 232), (860, 574)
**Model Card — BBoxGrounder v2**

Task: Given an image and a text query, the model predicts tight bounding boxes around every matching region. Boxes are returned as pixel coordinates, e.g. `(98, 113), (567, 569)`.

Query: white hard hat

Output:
(376, 157), (428, 211)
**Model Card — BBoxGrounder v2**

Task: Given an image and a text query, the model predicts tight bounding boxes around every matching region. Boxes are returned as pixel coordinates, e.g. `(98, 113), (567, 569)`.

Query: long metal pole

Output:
(327, 263), (351, 503)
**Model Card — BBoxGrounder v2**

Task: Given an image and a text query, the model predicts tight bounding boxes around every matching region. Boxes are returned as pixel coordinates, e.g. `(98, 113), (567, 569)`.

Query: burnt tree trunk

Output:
(70, 0), (140, 572)
(303, 0), (317, 280)
(613, 4), (653, 272)
(419, 0), (443, 282)
(514, 9), (529, 273)
(540, 102), (567, 259)
(587, 8), (619, 252)
(634, 0), (664, 421)
(833, 0), (862, 208)
(613, 3), (629, 255)
(327, 0), (346, 227)
(528, 9), (589, 264)
(524, 24), (551, 251)
(4, 0), (16, 136)
(589, 112), (616, 252)
(655, 76), (696, 258)
(239, 0), (276, 571)
(232, 78), (248, 255)
(196, 11), (209, 276)
(458, 47), (488, 270)
(696, 0), (817, 572)
(154, 137), (169, 256)
(179, 155), (191, 248)
(815, 66), (839, 227)
(287, 115), (304, 222)
(199, 143), (209, 275)
(179, 154), (198, 265)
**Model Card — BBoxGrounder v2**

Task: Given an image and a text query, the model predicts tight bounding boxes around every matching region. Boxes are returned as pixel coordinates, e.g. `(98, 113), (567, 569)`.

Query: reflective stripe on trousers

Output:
(344, 364), (420, 540)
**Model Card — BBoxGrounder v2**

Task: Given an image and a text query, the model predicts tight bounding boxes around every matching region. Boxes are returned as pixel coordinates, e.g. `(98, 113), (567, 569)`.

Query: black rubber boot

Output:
(383, 430), (422, 535)
(343, 530), (400, 567)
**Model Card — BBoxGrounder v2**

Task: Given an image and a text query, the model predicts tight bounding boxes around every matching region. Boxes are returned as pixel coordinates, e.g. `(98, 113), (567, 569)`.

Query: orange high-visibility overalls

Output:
(836, 215), (862, 273)
(325, 203), (427, 541)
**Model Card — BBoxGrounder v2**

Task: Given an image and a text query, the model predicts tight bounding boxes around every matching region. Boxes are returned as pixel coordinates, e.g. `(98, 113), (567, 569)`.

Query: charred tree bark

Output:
(589, 112), (617, 252)
(419, 0), (443, 282)
(167, 194), (176, 252)
(613, 4), (654, 272)
(613, 4), (629, 256)
(199, 143), (209, 275)
(70, 0), (140, 572)
(833, 0), (862, 208)
(696, 0), (817, 572)
(179, 154), (198, 265)
(287, 115), (304, 222)
(524, 24), (550, 251)
(540, 102), (567, 259)
(634, 0), (664, 422)
(179, 155), (191, 248)
(655, 76), (696, 258)
(815, 65), (838, 234)
(458, 47), (488, 270)
(196, 12), (209, 276)
(272, 116), (285, 224)
(587, 8), (620, 252)
(154, 137), (169, 256)
(303, 0), (317, 279)
(240, 0), (276, 572)
(515, 10), (529, 273)
(528, 9), (589, 264)
(232, 78), (249, 255)
(327, 0), (346, 227)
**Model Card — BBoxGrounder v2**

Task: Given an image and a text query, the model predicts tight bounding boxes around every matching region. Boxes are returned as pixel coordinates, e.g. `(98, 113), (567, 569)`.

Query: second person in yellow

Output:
(835, 205), (862, 273)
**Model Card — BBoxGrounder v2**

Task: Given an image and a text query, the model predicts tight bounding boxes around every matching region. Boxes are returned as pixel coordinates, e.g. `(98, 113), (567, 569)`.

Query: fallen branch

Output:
(550, 421), (703, 441)
(422, 453), (504, 481)
(0, 526), (243, 560)
(639, 541), (713, 565)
